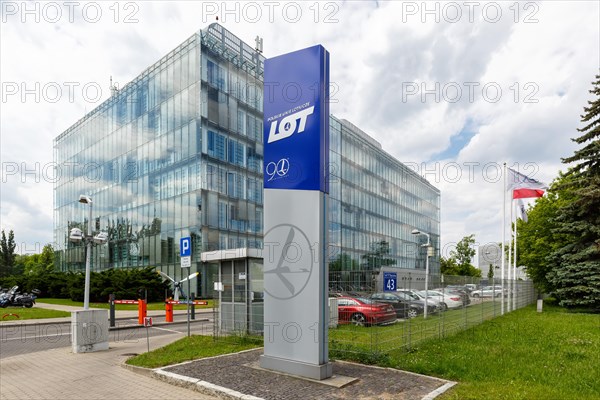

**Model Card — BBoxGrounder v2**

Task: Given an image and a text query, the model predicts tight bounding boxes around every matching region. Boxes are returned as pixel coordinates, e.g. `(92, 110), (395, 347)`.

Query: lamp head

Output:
(78, 195), (92, 204)
(69, 228), (83, 243)
(93, 232), (108, 245)
(411, 229), (421, 235)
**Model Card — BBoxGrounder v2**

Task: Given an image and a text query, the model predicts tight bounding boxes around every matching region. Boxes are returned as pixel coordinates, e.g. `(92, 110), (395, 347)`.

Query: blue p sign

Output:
(180, 237), (191, 257)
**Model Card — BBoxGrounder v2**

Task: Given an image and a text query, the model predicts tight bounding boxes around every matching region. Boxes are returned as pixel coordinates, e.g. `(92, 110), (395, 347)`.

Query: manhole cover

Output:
(121, 353), (139, 356)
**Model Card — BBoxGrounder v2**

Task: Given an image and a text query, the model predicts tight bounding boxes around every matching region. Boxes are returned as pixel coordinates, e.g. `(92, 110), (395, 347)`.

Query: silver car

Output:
(470, 285), (505, 298)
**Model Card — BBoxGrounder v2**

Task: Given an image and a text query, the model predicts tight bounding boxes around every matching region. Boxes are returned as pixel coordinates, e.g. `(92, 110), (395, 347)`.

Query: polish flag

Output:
(507, 168), (547, 199)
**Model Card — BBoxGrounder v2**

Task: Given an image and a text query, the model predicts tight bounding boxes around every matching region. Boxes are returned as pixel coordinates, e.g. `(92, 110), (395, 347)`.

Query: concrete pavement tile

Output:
(0, 333), (216, 400)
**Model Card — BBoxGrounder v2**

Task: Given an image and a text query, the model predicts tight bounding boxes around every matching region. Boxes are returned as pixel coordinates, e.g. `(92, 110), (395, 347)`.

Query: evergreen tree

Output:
(548, 73), (600, 308)
(0, 230), (17, 277)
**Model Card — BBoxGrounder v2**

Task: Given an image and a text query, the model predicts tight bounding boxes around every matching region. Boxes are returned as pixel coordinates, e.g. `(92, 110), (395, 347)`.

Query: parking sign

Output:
(180, 237), (191, 257)
(384, 272), (397, 292)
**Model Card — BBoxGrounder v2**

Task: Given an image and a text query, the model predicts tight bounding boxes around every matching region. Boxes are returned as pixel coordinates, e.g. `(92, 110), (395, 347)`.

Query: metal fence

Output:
(212, 273), (536, 358)
(328, 274), (536, 359)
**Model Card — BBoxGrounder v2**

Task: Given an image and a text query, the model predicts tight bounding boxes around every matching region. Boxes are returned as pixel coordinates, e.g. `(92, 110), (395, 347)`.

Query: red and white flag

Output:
(507, 168), (547, 199)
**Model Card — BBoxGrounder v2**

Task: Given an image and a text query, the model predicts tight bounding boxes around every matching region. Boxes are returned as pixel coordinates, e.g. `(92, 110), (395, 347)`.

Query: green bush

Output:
(0, 267), (169, 302)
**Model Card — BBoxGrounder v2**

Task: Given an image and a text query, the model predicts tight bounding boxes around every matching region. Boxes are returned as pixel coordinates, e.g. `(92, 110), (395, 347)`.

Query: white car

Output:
(470, 286), (505, 298)
(418, 290), (463, 310)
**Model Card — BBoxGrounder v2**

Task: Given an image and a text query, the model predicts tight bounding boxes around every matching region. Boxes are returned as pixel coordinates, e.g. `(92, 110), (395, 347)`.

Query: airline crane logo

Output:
(263, 224), (313, 300)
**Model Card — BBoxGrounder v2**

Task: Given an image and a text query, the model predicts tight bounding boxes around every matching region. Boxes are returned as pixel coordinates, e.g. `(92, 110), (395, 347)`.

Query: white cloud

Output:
(1, 1), (598, 256)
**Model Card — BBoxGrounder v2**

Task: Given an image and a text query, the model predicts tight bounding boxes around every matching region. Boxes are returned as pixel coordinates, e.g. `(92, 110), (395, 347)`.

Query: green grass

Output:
(126, 334), (262, 368)
(36, 298), (214, 311)
(334, 304), (600, 399)
(0, 307), (70, 321)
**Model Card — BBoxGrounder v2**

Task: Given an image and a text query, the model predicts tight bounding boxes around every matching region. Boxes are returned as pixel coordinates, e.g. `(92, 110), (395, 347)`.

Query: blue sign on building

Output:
(180, 237), (191, 257)
(263, 45), (330, 193)
(384, 272), (397, 292)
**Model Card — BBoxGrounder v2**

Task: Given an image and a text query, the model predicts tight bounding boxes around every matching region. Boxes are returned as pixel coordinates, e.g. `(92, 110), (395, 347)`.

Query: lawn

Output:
(126, 334), (261, 368)
(385, 304), (600, 399)
(0, 307), (70, 321)
(36, 298), (214, 311)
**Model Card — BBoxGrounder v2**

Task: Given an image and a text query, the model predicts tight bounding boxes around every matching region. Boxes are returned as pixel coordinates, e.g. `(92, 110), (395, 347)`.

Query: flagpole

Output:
(508, 197), (513, 312)
(501, 163), (506, 316)
(513, 210), (518, 310)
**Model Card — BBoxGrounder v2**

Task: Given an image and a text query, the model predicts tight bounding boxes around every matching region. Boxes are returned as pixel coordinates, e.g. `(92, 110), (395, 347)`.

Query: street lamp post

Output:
(412, 229), (431, 319)
(68, 195), (109, 354)
(69, 195), (108, 310)
(81, 195), (92, 310)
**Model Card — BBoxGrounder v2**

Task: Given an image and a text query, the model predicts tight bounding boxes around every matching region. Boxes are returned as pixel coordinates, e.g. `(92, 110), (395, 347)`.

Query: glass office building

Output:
(53, 24), (440, 298)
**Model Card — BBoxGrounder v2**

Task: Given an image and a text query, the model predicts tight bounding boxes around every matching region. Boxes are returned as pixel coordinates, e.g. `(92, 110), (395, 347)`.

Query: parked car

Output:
(470, 286), (506, 298)
(418, 290), (463, 309)
(396, 289), (440, 309)
(434, 288), (471, 306)
(337, 296), (397, 326)
(464, 284), (478, 292)
(371, 292), (436, 318)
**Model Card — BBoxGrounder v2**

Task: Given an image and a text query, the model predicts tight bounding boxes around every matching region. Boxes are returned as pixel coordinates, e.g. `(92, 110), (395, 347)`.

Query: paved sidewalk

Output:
(0, 332), (217, 400)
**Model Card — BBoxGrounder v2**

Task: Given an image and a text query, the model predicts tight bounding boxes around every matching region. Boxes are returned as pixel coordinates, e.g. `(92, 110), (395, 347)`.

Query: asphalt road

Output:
(0, 315), (214, 359)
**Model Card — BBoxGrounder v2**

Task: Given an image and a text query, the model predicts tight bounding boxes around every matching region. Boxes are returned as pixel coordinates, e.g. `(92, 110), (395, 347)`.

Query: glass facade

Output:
(53, 23), (440, 297)
(328, 118), (440, 290)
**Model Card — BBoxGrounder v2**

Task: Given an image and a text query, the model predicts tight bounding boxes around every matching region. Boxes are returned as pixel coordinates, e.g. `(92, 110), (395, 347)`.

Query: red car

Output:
(336, 296), (397, 326)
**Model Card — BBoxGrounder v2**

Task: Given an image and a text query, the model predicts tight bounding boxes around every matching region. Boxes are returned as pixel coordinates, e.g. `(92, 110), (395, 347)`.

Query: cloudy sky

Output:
(1, 1), (598, 263)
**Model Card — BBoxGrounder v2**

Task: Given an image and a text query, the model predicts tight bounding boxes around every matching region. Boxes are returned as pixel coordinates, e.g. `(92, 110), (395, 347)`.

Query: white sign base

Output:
(260, 189), (331, 380)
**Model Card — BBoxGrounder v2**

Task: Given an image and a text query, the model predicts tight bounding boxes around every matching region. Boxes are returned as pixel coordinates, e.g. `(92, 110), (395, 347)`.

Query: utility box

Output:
(71, 309), (109, 353)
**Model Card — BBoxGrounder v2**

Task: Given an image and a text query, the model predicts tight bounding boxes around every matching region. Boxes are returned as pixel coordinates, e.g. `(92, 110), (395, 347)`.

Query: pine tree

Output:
(548, 73), (600, 308)
(0, 230), (17, 277)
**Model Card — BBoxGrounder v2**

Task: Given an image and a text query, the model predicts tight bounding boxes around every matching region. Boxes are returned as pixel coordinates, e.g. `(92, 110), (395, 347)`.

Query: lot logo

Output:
(264, 224), (313, 300)
(267, 106), (314, 143)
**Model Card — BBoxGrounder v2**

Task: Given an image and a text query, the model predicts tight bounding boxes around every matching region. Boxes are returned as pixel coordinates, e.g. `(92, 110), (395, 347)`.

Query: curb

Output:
(422, 382), (458, 400)
(122, 348), (265, 400)
(153, 369), (263, 400)
(324, 359), (458, 400)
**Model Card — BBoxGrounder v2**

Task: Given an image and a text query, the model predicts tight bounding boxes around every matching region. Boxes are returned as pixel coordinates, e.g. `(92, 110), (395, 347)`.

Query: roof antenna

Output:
(110, 76), (119, 96)
(255, 36), (263, 53)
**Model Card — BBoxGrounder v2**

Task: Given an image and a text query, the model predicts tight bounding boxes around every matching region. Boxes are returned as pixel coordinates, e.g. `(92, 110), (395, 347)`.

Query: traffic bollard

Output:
(191, 293), (196, 320)
(138, 299), (147, 325)
(165, 302), (173, 322)
(109, 294), (115, 327)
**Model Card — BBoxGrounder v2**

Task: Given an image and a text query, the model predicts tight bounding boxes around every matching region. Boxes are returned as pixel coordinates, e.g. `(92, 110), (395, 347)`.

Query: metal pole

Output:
(83, 202), (92, 310)
(424, 248), (429, 319)
(501, 163), (506, 315)
(109, 293), (115, 327)
(512, 222), (518, 310)
(187, 277), (191, 337)
(191, 292), (196, 320)
(508, 199), (513, 312)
